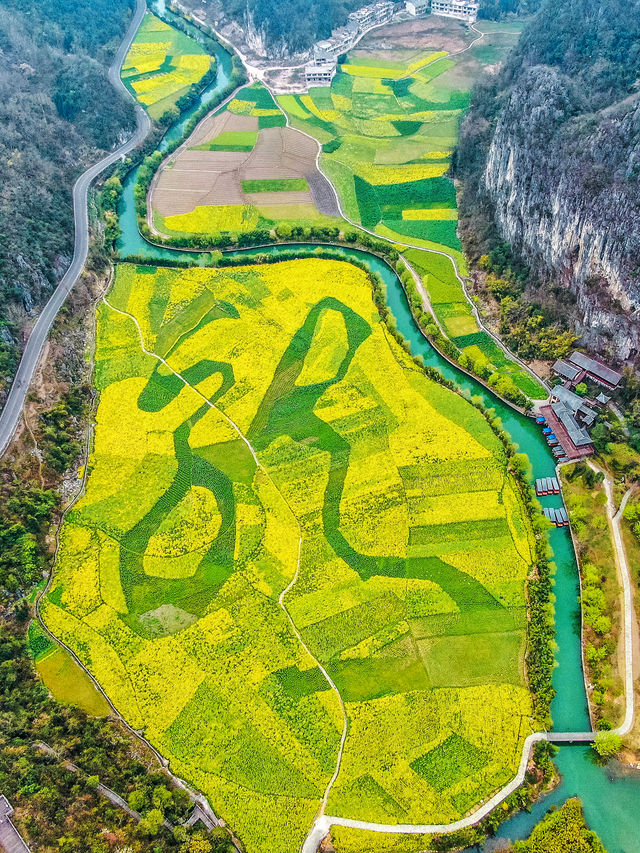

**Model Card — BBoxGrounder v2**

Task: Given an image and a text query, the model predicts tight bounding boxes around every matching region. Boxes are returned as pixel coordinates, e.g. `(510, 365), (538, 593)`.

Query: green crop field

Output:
(242, 178), (309, 193)
(121, 12), (213, 119)
(27, 621), (110, 716)
(277, 49), (468, 254)
(404, 249), (547, 399)
(151, 81), (346, 236)
(276, 38), (547, 400)
(44, 258), (536, 853)
(193, 130), (259, 151)
(227, 83), (287, 128)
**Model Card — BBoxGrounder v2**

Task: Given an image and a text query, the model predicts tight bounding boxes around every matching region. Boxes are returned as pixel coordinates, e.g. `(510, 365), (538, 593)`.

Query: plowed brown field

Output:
(152, 119), (340, 219)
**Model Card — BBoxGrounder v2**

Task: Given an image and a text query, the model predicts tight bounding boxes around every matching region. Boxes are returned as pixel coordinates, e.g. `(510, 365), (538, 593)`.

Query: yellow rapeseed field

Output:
(45, 258), (535, 853)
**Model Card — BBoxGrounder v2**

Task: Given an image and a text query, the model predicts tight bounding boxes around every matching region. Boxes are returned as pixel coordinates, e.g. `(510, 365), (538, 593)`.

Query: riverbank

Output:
(5, 3), (639, 852)
(107, 10), (640, 852)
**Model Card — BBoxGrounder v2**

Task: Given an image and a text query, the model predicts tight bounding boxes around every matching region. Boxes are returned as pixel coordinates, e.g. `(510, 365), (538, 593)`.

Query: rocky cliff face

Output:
(457, 0), (640, 364)
(482, 66), (640, 360)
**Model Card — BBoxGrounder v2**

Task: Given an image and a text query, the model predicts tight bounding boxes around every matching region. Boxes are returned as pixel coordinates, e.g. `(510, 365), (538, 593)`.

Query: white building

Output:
(305, 57), (338, 86)
(330, 26), (358, 53)
(311, 1), (396, 66)
(405, 0), (429, 14)
(430, 0), (479, 21)
(313, 39), (334, 59)
(348, 1), (394, 30)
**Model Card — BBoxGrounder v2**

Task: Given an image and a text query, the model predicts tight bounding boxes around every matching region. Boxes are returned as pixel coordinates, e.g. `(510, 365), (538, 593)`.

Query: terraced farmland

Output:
(152, 83), (342, 237)
(278, 48), (467, 255)
(121, 12), (213, 118)
(44, 258), (536, 853)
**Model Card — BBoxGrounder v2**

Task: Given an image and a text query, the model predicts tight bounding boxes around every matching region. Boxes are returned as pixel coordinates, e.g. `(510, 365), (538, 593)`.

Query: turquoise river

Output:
(115, 14), (640, 852)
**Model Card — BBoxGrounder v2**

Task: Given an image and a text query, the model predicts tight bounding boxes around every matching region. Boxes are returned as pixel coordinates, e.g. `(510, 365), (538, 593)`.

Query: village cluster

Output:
(532, 352), (623, 468)
(305, 0), (479, 85)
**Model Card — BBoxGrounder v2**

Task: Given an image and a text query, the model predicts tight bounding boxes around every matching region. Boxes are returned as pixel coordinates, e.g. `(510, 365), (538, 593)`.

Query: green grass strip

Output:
(192, 130), (258, 152)
(242, 178), (309, 193)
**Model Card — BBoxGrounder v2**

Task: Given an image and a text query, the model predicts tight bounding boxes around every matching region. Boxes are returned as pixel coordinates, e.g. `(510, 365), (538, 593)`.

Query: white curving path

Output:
(0, 0), (151, 459)
(587, 460), (636, 737)
(8, 4), (633, 848)
(102, 294), (351, 819)
(257, 26), (548, 400)
(298, 464), (639, 853)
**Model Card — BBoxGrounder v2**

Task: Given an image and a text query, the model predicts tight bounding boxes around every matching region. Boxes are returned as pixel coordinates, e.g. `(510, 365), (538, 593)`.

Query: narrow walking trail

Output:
(587, 460), (636, 736)
(102, 295), (351, 820)
(10, 5), (635, 851)
(257, 24), (547, 400)
(298, 463), (639, 853)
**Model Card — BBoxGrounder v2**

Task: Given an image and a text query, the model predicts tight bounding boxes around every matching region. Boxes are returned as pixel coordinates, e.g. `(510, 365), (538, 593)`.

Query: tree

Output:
(593, 730), (622, 757)
(128, 790), (147, 812)
(575, 382), (588, 396)
(591, 422), (609, 454)
(181, 832), (213, 853)
(173, 826), (188, 843)
(137, 808), (164, 837)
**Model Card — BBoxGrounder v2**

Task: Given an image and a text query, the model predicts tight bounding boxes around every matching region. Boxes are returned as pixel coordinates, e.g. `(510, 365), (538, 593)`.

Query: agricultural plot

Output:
(404, 248), (547, 399)
(44, 258), (536, 853)
(277, 48), (468, 254)
(121, 12), (213, 119)
(27, 621), (110, 716)
(276, 31), (546, 400)
(152, 83), (342, 237)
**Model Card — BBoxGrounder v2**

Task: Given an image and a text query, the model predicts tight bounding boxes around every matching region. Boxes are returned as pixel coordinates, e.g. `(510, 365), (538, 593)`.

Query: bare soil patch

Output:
(189, 110), (258, 147)
(152, 125), (331, 217)
(359, 17), (470, 53)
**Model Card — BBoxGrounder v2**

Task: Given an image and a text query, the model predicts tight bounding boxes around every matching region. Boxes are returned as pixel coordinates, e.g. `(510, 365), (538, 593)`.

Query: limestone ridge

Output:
(482, 65), (640, 360)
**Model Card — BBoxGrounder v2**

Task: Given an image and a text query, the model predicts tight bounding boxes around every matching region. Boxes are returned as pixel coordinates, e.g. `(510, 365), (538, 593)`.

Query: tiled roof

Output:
(552, 359), (581, 381)
(551, 401), (593, 447)
(569, 351), (622, 386)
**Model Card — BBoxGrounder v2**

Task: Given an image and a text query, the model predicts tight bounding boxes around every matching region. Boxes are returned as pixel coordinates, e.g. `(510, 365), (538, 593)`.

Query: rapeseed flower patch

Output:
(163, 204), (258, 235)
(121, 12), (213, 118)
(46, 259), (536, 853)
(402, 207), (458, 220)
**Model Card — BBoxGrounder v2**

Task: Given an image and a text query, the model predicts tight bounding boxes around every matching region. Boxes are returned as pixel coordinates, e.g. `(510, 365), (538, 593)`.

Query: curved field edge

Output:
(273, 45), (547, 401)
(41, 256), (540, 853)
(134, 54), (546, 404)
(121, 7), (545, 406)
(121, 10), (215, 119)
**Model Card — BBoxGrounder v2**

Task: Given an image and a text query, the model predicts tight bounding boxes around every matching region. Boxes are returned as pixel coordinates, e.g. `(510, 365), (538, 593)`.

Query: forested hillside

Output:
(457, 0), (640, 362)
(0, 0), (136, 403)
(477, 0), (540, 18)
(181, 0), (364, 54)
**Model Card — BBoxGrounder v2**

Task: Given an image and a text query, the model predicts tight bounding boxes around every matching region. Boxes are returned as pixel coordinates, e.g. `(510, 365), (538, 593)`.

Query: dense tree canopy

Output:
(512, 798), (606, 852)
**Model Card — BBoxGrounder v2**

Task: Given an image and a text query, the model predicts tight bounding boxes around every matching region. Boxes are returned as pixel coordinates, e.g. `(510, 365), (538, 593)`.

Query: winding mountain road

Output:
(4, 5), (635, 851)
(0, 0), (151, 459)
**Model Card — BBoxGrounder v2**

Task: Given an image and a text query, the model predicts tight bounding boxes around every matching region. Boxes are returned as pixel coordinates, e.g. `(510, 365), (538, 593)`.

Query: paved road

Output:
(0, 0), (151, 459)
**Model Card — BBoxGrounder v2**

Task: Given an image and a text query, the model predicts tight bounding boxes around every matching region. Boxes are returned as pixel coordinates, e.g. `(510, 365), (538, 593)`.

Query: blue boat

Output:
(536, 416), (547, 424)
(542, 427), (552, 435)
